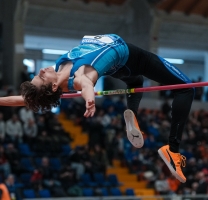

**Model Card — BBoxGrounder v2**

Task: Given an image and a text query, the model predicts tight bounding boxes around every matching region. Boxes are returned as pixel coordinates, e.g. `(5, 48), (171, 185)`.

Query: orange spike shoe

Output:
(158, 145), (186, 183)
(124, 109), (144, 148)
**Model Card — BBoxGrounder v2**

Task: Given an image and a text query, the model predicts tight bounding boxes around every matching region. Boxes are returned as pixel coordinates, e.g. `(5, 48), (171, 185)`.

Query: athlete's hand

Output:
(84, 99), (96, 117)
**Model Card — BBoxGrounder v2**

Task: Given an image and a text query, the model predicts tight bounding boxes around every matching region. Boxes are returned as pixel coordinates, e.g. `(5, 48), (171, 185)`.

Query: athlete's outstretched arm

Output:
(74, 75), (96, 117)
(0, 96), (25, 106)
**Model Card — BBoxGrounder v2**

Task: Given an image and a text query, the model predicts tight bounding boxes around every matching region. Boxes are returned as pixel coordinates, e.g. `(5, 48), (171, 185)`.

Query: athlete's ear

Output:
(52, 83), (58, 92)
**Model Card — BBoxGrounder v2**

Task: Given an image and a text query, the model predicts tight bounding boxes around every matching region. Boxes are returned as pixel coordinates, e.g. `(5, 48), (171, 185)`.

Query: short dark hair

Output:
(20, 81), (62, 113)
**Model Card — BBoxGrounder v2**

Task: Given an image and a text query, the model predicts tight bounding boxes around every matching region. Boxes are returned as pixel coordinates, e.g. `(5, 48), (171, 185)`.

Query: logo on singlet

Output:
(81, 35), (115, 46)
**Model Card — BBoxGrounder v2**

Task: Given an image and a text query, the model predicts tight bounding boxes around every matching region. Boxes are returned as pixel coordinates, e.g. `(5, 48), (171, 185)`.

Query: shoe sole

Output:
(124, 109), (144, 148)
(158, 149), (186, 183)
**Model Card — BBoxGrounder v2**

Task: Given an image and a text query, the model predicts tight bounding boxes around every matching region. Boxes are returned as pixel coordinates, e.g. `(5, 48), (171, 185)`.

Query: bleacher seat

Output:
(20, 173), (32, 185)
(18, 144), (34, 156)
(100, 188), (109, 196)
(82, 188), (94, 196)
(108, 174), (121, 187)
(23, 189), (36, 198)
(61, 144), (71, 156)
(79, 173), (98, 187)
(93, 173), (111, 187)
(125, 188), (135, 196)
(123, 138), (132, 151)
(34, 157), (42, 168)
(50, 157), (61, 171)
(110, 188), (122, 196)
(20, 158), (35, 172)
(39, 189), (51, 198)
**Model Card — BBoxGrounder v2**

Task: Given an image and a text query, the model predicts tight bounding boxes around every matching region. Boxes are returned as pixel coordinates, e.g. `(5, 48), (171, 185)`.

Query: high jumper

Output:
(0, 34), (195, 183)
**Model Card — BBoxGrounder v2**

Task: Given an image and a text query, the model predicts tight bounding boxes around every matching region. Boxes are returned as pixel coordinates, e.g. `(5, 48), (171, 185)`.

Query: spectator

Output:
(91, 144), (109, 175)
(20, 65), (30, 83)
(101, 96), (115, 112)
(23, 119), (37, 144)
(106, 105), (117, 118)
(158, 120), (170, 144)
(0, 112), (5, 143)
(36, 115), (48, 134)
(115, 95), (126, 115)
(154, 172), (171, 195)
(105, 117), (121, 145)
(58, 164), (77, 192)
(184, 158), (198, 179)
(167, 175), (180, 194)
(107, 131), (125, 166)
(147, 119), (160, 138)
(81, 145), (94, 177)
(19, 107), (35, 124)
(47, 113), (72, 144)
(30, 169), (43, 190)
(125, 146), (140, 173)
(69, 147), (85, 180)
(161, 98), (171, 117)
(96, 109), (111, 128)
(144, 135), (157, 149)
(67, 145), (93, 178)
(0, 145), (11, 178)
(5, 174), (22, 200)
(34, 130), (53, 156)
(87, 119), (105, 148)
(5, 143), (21, 175)
(0, 89), (17, 121)
(39, 157), (60, 187)
(39, 157), (65, 197)
(5, 114), (23, 144)
(191, 182), (199, 195)
(195, 172), (208, 194)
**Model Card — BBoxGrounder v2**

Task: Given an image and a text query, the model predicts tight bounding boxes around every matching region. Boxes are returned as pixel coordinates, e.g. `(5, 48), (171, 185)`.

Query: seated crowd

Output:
(61, 95), (208, 196)
(0, 90), (207, 199)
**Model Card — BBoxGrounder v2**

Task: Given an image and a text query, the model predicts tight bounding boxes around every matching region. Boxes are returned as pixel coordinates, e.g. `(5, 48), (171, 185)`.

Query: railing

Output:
(24, 195), (208, 200)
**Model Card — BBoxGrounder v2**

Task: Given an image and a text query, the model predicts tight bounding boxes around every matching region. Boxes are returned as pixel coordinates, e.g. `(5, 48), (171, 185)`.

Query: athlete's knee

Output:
(178, 87), (195, 99)
(187, 87), (195, 99)
(124, 75), (144, 88)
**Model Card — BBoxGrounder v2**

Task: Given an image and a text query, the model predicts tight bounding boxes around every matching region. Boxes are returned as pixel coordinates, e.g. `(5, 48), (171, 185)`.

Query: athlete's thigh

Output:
(143, 54), (191, 85)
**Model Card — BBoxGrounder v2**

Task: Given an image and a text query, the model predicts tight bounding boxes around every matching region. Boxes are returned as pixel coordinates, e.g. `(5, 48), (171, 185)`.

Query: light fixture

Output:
(164, 58), (184, 64)
(42, 49), (68, 55)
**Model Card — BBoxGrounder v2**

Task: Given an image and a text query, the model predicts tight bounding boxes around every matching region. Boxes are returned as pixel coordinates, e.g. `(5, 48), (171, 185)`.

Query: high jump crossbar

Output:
(61, 81), (208, 99)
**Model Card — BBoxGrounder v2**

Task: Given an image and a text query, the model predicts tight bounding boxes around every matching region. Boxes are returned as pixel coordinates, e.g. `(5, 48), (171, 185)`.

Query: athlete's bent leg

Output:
(122, 76), (144, 148)
(143, 54), (195, 183)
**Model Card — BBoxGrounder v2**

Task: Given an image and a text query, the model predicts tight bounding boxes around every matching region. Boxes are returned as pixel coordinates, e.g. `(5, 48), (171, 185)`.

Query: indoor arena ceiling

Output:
(153, 0), (208, 51)
(25, 0), (132, 38)
(25, 0), (163, 39)
(156, 0), (208, 17)
(77, 0), (127, 6)
(24, 0), (208, 60)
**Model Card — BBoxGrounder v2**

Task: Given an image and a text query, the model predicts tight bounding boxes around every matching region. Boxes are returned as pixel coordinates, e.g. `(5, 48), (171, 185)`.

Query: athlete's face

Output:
(31, 67), (58, 92)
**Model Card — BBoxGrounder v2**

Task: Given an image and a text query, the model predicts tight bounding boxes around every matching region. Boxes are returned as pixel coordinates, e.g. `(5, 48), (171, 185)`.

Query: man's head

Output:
(5, 174), (15, 185)
(20, 67), (62, 112)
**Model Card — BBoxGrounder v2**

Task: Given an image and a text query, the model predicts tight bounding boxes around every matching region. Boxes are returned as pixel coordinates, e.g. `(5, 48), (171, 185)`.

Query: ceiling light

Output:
(164, 58), (184, 64)
(42, 49), (68, 55)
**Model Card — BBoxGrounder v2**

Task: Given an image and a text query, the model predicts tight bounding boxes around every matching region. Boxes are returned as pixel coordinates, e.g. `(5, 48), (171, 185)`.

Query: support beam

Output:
(13, 0), (28, 87)
(2, 0), (28, 88)
(2, 0), (16, 87)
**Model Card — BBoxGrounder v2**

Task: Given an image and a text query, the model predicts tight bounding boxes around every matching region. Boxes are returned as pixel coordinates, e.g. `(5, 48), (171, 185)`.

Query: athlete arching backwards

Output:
(0, 34), (195, 183)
